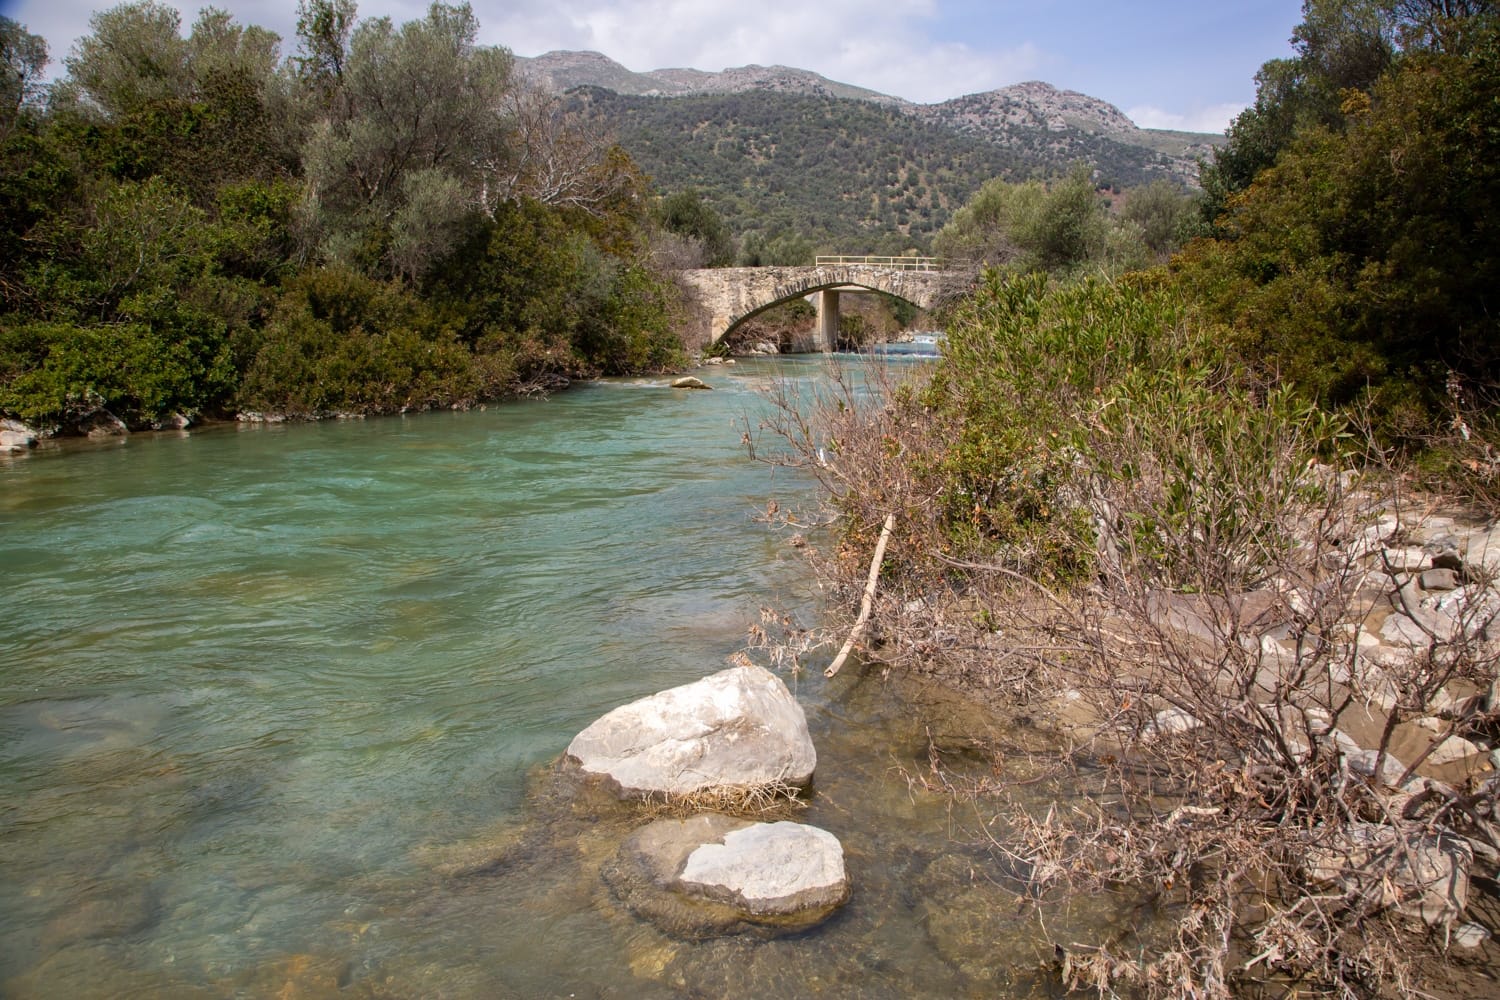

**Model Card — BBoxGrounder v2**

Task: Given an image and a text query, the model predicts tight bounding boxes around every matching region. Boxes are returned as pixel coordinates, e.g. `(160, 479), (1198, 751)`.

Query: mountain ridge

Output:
(518, 50), (1221, 189)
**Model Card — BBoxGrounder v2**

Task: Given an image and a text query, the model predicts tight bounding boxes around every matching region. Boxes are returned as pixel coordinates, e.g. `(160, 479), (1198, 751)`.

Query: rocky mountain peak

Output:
(931, 81), (1140, 135)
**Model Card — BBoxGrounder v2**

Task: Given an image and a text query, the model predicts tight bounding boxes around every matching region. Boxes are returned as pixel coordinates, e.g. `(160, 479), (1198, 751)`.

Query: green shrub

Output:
(919, 271), (1347, 587)
(237, 266), (479, 415)
(0, 319), (220, 426)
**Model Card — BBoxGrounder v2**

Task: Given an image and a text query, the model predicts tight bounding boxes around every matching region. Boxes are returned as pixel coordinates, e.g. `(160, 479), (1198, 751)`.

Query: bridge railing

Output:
(814, 255), (939, 271)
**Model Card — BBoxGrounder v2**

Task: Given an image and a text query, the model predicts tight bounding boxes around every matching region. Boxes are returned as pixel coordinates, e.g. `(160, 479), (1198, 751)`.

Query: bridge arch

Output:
(675, 264), (964, 349)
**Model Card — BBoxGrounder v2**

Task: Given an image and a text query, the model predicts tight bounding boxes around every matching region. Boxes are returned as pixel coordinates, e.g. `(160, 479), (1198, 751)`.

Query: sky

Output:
(1, 0), (1307, 134)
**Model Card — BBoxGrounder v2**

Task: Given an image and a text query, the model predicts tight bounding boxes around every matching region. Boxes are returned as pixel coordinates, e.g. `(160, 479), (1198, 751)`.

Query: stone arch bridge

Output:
(675, 257), (970, 350)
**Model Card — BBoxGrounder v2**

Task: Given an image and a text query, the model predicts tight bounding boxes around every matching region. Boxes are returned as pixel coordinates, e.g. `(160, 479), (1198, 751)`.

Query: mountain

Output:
(915, 82), (1219, 187)
(518, 50), (909, 106)
(521, 51), (1224, 253)
(568, 87), (1018, 253)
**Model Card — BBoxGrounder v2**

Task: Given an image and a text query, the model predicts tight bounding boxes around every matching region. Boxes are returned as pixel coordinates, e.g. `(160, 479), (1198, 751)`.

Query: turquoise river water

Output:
(1, 358), (1123, 998)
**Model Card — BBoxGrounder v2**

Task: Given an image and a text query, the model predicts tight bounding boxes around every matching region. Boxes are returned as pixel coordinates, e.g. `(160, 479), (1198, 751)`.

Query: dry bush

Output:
(749, 273), (1500, 997)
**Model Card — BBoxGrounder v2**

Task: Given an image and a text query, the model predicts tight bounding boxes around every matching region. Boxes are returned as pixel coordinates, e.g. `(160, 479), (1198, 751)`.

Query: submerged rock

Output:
(680, 819), (847, 915)
(565, 664), (816, 798)
(603, 813), (848, 937)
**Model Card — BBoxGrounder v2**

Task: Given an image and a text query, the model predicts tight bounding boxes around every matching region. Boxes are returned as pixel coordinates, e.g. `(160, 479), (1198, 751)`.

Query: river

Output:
(0, 358), (1113, 998)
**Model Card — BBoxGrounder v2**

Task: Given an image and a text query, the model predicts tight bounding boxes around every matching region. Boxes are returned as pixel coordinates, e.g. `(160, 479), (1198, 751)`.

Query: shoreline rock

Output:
(566, 664), (816, 799)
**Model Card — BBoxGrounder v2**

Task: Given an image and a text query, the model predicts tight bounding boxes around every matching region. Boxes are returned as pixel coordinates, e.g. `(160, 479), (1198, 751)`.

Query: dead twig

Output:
(826, 512), (897, 677)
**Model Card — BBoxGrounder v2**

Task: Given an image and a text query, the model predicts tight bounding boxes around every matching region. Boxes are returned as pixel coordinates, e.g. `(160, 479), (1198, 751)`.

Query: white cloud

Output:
(1126, 102), (1244, 135)
(10, 0), (1044, 104)
(485, 0), (1042, 103)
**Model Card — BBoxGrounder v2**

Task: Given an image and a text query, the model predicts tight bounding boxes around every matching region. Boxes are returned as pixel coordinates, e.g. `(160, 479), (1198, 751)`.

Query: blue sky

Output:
(2, 0), (1306, 132)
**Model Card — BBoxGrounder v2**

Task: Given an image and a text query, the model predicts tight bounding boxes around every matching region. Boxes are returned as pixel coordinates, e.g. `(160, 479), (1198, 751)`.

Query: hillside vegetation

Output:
(573, 86), (1207, 257)
(574, 88), (1019, 256)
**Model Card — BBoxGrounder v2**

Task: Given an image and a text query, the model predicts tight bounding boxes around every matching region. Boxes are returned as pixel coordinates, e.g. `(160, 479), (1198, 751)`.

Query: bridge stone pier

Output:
(675, 260), (965, 351)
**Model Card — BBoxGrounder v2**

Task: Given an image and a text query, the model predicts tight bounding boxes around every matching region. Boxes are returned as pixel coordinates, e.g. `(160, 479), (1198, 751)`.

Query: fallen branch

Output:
(825, 512), (897, 678)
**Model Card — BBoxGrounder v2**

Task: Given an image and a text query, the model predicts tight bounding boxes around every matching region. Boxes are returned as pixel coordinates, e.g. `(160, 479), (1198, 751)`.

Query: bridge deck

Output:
(813, 255), (939, 271)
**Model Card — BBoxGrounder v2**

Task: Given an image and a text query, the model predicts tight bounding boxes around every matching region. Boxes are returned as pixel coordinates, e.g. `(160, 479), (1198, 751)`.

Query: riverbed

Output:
(1, 359), (1108, 998)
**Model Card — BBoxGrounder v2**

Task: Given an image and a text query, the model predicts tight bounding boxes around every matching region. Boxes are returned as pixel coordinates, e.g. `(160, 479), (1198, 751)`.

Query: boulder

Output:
(566, 664), (816, 798)
(1, 428), (36, 453)
(671, 376), (711, 390)
(680, 820), (847, 915)
(1453, 922), (1491, 949)
(1144, 707), (1201, 740)
(1306, 822), (1471, 926)
(1420, 568), (1462, 592)
(1380, 610), (1457, 646)
(77, 410), (128, 438)
(603, 813), (848, 937)
(152, 412), (193, 430)
(1382, 546), (1429, 573)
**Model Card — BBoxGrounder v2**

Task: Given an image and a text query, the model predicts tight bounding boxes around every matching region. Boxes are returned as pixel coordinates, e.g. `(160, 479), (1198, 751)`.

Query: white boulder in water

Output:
(566, 664), (815, 797)
(604, 813), (849, 936)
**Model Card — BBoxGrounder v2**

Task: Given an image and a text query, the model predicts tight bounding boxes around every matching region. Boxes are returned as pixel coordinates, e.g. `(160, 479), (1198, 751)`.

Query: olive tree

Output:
(64, 1), (192, 117)
(298, 2), (512, 276)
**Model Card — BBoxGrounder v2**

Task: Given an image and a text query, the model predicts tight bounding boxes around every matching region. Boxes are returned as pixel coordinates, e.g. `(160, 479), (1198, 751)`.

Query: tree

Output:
(298, 2), (513, 275)
(1121, 179), (1201, 259)
(64, 1), (192, 118)
(932, 176), (1041, 266)
(489, 82), (639, 219)
(294, 0), (356, 104)
(188, 7), (280, 84)
(1177, 15), (1500, 438)
(935, 165), (1120, 276)
(654, 187), (734, 267)
(1200, 0), (1497, 224)
(0, 17), (48, 141)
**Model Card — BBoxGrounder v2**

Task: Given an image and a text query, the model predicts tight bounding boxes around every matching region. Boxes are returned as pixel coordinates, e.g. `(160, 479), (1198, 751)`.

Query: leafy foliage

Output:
(0, 2), (690, 433)
(1179, 11), (1500, 441)
(933, 166), (1162, 277)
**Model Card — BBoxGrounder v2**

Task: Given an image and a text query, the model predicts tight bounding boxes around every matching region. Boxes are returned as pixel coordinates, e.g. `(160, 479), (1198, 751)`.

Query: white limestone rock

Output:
(604, 813), (849, 937)
(680, 820), (848, 916)
(1453, 922), (1491, 949)
(1420, 568), (1462, 592)
(1424, 733), (1487, 768)
(566, 664), (816, 798)
(1382, 546), (1429, 573)
(1306, 822), (1471, 926)
(1144, 707), (1201, 740)
(1, 428), (36, 453)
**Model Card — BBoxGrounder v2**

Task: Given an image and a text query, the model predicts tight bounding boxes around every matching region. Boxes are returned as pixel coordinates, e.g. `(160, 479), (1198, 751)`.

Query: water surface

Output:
(1, 359), (1097, 998)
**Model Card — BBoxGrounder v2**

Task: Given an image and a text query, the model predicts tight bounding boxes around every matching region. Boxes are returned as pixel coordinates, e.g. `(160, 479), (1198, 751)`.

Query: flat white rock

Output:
(679, 821), (847, 915)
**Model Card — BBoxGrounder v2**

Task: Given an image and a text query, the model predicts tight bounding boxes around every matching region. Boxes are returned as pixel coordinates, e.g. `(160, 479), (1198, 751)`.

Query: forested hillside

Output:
(573, 86), (1200, 257)
(572, 88), (1014, 256)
